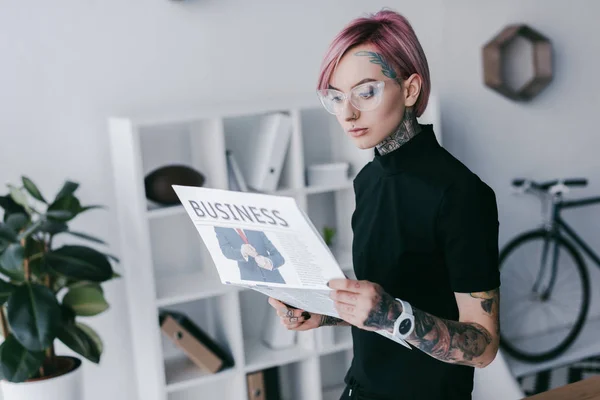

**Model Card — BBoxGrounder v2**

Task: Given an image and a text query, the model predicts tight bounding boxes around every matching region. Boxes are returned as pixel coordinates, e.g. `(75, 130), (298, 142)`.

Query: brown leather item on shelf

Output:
(159, 310), (234, 374)
(246, 371), (266, 400)
(525, 375), (600, 400)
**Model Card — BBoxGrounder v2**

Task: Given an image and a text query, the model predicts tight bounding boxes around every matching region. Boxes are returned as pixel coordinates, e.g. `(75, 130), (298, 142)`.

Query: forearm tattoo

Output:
(319, 315), (347, 327)
(470, 289), (500, 334)
(409, 308), (493, 368)
(376, 107), (422, 155)
(363, 285), (402, 332)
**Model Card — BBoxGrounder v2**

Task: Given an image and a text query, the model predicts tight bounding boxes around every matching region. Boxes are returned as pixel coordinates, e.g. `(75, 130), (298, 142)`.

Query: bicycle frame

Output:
(536, 195), (600, 298)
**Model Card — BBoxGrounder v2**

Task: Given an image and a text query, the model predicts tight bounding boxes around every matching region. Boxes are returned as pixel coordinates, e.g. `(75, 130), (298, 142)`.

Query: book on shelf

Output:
(226, 149), (248, 192)
(171, 185), (411, 349)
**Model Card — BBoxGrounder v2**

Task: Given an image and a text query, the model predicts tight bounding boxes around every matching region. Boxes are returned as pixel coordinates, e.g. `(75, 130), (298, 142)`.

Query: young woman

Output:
(268, 9), (501, 400)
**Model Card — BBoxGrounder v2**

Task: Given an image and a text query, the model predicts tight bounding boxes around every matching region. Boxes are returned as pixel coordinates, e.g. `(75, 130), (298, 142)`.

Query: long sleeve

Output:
(215, 228), (246, 262)
(260, 232), (285, 269)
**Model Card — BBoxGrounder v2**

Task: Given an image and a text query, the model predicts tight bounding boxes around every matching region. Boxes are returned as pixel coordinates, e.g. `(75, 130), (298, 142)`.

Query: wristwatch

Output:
(393, 299), (415, 340)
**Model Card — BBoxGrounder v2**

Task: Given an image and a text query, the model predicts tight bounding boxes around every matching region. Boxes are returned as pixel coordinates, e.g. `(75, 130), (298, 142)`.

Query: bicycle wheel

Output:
(498, 229), (590, 362)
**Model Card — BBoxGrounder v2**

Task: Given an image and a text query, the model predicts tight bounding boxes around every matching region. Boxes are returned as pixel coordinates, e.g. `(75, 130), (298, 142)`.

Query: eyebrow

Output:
(328, 78), (377, 91)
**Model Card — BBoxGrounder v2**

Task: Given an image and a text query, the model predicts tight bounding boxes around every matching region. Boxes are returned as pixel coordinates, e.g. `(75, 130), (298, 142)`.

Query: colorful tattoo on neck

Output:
(354, 51), (400, 83)
(376, 107), (422, 155)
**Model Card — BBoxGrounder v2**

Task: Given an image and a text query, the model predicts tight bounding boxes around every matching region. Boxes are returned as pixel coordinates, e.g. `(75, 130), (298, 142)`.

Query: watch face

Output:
(399, 319), (412, 335)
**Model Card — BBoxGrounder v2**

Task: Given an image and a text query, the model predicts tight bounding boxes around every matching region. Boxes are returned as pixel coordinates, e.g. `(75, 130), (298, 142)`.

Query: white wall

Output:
(440, 0), (600, 321)
(0, 1), (442, 399)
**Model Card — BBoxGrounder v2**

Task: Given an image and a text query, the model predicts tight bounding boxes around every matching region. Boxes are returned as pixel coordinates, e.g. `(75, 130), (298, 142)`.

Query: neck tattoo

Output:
(376, 107), (422, 156)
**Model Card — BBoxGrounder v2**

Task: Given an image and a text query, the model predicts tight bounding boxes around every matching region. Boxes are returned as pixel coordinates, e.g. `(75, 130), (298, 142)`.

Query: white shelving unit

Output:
(108, 95), (441, 400)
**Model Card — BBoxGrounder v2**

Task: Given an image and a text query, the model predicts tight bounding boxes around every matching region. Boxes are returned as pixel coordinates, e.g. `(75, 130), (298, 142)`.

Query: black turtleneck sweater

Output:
(344, 124), (501, 400)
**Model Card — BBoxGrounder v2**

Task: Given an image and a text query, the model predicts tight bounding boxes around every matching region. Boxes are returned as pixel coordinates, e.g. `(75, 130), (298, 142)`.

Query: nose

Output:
(342, 101), (359, 122)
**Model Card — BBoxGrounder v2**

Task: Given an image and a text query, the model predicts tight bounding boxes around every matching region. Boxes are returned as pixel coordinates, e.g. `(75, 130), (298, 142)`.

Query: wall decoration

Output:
(144, 164), (205, 205)
(482, 24), (553, 101)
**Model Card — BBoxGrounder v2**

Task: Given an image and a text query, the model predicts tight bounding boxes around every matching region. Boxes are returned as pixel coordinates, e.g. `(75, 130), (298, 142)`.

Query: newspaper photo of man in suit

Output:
(214, 226), (286, 284)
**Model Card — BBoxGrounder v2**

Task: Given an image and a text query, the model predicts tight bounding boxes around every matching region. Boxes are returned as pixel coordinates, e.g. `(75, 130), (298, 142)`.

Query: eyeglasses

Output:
(316, 80), (385, 115)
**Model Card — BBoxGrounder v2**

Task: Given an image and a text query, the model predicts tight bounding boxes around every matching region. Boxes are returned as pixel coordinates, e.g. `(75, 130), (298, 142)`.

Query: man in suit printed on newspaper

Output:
(214, 226), (286, 284)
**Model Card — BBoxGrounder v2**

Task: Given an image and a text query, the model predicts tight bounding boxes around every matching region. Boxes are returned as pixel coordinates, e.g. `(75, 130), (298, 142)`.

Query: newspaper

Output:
(171, 185), (410, 349)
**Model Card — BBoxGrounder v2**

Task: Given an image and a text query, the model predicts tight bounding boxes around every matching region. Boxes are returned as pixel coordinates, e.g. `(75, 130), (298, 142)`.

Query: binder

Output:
(159, 310), (234, 374)
(230, 112), (293, 192)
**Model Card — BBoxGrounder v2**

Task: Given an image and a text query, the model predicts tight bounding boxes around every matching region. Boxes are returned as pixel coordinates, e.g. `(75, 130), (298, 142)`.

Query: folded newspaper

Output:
(171, 185), (410, 349)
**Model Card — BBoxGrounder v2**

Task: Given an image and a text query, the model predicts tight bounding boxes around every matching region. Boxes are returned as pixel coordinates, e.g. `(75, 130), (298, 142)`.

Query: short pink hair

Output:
(316, 9), (431, 117)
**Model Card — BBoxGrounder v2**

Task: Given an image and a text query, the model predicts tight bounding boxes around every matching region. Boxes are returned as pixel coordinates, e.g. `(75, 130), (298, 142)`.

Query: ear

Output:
(403, 73), (422, 108)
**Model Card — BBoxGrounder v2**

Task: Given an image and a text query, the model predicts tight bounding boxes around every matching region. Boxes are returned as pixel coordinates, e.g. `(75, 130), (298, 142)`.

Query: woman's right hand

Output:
(267, 298), (323, 331)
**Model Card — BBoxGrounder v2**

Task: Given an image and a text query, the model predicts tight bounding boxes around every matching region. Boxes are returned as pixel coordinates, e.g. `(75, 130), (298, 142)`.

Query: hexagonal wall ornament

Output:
(482, 24), (553, 101)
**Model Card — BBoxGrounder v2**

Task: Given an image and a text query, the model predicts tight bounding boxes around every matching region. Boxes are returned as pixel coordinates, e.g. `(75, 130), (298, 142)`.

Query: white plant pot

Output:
(1, 356), (83, 400)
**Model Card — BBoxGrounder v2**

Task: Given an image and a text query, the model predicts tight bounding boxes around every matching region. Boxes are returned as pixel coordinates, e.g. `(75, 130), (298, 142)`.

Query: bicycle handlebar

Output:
(512, 178), (588, 192)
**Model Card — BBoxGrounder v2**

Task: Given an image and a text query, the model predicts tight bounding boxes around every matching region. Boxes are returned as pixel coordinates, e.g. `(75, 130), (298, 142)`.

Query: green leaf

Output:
(0, 223), (18, 243)
(45, 210), (74, 220)
(105, 253), (120, 264)
(67, 281), (104, 294)
(111, 270), (121, 279)
(0, 335), (45, 383)
(54, 181), (79, 201)
(79, 205), (104, 213)
(60, 304), (76, 326)
(22, 177), (46, 204)
(47, 195), (80, 222)
(7, 283), (62, 352)
(8, 185), (29, 211)
(57, 323), (100, 363)
(0, 195), (27, 220)
(39, 219), (68, 235)
(0, 244), (25, 281)
(16, 219), (43, 241)
(63, 285), (109, 316)
(61, 231), (106, 245)
(46, 245), (113, 282)
(0, 279), (17, 304)
(6, 213), (29, 232)
(77, 322), (103, 359)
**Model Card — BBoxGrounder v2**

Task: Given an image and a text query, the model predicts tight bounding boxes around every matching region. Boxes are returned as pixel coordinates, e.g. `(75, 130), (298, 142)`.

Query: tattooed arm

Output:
(406, 290), (499, 368)
(319, 315), (350, 327)
(328, 278), (499, 368)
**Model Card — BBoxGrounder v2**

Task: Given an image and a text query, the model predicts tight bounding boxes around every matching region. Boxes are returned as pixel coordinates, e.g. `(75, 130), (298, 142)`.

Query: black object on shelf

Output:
(144, 164), (205, 205)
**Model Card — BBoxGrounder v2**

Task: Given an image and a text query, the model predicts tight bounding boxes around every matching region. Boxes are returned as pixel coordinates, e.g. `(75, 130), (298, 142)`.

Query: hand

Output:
(267, 298), (322, 331)
(328, 278), (402, 333)
(255, 255), (273, 270)
(241, 243), (258, 258)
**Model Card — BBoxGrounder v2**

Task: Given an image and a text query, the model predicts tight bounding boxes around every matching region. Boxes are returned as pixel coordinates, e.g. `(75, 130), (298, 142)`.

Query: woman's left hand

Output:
(327, 278), (401, 333)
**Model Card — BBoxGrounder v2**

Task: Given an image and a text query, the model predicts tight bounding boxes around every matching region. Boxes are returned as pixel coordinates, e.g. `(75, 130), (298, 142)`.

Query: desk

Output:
(525, 375), (600, 399)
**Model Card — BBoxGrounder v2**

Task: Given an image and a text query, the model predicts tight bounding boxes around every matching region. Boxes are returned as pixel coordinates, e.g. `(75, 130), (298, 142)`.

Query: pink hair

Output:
(316, 9), (431, 117)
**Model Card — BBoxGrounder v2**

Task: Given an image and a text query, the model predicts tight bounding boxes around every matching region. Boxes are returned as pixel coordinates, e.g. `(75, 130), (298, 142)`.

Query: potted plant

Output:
(0, 177), (119, 400)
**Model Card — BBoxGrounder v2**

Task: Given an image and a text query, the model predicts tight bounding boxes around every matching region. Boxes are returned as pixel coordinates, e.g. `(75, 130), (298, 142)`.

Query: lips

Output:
(348, 127), (368, 137)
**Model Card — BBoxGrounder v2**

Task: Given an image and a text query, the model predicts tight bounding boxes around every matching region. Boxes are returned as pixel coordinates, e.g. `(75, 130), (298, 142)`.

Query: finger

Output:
(281, 319), (303, 330)
(277, 308), (305, 319)
(268, 298), (290, 314)
(283, 316), (306, 325)
(327, 278), (363, 293)
(329, 290), (359, 305)
(333, 301), (356, 315)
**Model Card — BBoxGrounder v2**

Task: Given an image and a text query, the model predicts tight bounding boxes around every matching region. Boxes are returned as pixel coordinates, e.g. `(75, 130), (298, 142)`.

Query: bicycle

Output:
(498, 178), (600, 363)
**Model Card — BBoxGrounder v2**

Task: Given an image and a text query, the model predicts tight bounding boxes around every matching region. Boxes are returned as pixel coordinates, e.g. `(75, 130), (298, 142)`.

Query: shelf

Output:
(164, 354), (237, 393)
(322, 384), (346, 400)
(330, 246), (353, 273)
(319, 338), (353, 356)
(304, 179), (353, 195)
(147, 204), (186, 219)
(155, 271), (239, 307)
(505, 316), (600, 378)
(243, 338), (310, 373)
